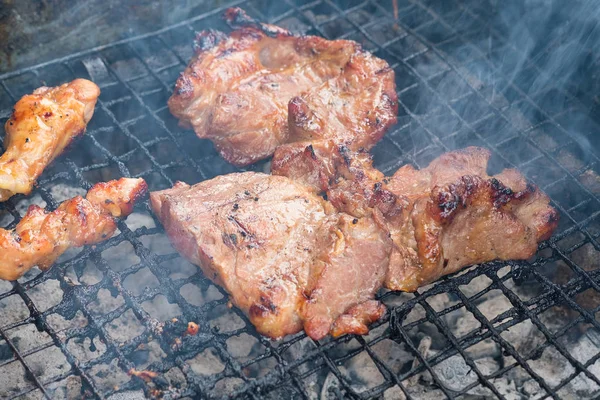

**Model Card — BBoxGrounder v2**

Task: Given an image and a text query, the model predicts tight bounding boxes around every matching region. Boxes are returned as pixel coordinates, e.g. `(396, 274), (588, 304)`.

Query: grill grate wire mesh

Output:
(0, 0), (599, 399)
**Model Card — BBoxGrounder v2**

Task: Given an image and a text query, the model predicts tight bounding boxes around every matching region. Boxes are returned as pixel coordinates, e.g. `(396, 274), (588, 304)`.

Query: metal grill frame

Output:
(0, 0), (599, 399)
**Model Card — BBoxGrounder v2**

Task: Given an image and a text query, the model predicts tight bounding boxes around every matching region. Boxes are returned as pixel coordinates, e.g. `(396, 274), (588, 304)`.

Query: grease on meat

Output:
(0, 79), (100, 201)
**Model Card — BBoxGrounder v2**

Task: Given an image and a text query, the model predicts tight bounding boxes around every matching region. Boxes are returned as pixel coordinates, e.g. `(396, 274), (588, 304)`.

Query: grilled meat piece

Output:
(151, 174), (326, 338)
(303, 214), (390, 339)
(168, 8), (396, 166)
(151, 149), (557, 338)
(287, 51), (397, 147)
(150, 173), (391, 339)
(272, 140), (377, 193)
(327, 147), (559, 291)
(271, 140), (338, 193)
(0, 79), (100, 201)
(272, 48), (397, 182)
(0, 178), (147, 281)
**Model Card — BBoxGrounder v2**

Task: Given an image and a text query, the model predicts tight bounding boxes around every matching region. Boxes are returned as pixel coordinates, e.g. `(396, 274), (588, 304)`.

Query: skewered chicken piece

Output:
(0, 178), (147, 281)
(168, 8), (397, 166)
(0, 79), (100, 201)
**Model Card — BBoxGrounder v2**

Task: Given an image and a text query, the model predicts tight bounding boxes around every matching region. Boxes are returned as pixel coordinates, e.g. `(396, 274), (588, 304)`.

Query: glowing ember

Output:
(187, 322), (199, 336)
(128, 369), (158, 382)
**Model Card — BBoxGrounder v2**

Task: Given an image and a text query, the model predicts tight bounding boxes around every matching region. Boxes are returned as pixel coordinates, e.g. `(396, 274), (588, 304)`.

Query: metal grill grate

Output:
(0, 0), (599, 399)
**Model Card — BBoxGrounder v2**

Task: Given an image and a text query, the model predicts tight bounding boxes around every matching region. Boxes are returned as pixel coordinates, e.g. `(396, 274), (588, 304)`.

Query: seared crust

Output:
(272, 51), (398, 183)
(286, 51), (398, 148)
(0, 178), (147, 281)
(271, 45), (398, 188)
(270, 140), (339, 192)
(331, 300), (386, 337)
(326, 147), (559, 291)
(430, 176), (536, 223)
(0, 79), (100, 201)
(168, 8), (396, 167)
(408, 175), (557, 289)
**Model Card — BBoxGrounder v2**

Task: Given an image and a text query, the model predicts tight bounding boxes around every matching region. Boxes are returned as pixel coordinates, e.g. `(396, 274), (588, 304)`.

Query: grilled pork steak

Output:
(304, 214), (390, 339)
(150, 173), (391, 339)
(152, 148), (558, 338)
(168, 8), (397, 167)
(326, 147), (559, 291)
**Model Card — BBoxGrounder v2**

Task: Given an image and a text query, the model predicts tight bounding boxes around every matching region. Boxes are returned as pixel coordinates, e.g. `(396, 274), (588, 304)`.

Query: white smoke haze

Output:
(495, 0), (599, 158)
(424, 0), (600, 166)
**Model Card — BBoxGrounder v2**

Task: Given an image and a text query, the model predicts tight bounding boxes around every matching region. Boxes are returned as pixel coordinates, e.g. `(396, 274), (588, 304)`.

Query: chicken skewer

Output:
(0, 178), (148, 281)
(0, 79), (100, 202)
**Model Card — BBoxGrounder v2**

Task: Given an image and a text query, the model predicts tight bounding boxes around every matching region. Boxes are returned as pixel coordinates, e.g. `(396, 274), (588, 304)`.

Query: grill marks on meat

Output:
(168, 8), (396, 167)
(150, 173), (391, 339)
(327, 147), (559, 291)
(0, 79), (100, 201)
(0, 178), (147, 281)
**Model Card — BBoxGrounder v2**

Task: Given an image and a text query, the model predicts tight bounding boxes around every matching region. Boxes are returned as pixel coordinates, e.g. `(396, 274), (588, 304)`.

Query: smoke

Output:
(497, 0), (600, 96)
(496, 0), (600, 166)
(414, 0), (600, 172)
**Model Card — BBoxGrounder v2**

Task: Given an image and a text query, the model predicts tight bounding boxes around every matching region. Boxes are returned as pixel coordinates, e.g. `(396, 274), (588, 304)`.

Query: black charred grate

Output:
(0, 0), (599, 399)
